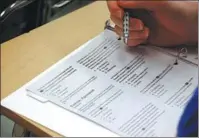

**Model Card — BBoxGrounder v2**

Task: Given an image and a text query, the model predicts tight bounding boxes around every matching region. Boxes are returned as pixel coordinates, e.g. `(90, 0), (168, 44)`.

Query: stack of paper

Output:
(1, 30), (198, 137)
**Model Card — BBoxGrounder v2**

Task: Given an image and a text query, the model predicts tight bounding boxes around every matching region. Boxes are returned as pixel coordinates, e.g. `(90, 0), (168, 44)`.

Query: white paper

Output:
(1, 34), (119, 137)
(1, 85), (118, 137)
(23, 30), (198, 137)
(151, 45), (198, 66)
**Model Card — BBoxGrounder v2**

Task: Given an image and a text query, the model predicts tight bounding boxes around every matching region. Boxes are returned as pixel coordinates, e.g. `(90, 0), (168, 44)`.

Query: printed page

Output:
(26, 30), (198, 137)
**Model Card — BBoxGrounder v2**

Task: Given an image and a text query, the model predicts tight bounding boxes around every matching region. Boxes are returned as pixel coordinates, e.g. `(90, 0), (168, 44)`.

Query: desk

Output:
(1, 1), (109, 136)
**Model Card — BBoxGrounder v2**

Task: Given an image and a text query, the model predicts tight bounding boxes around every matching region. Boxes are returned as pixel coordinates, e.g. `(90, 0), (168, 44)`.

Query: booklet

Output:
(26, 29), (198, 137)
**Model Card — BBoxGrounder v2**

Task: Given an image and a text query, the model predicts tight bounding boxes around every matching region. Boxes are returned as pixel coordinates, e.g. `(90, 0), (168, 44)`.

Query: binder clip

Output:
(180, 48), (188, 58)
(174, 47), (188, 65)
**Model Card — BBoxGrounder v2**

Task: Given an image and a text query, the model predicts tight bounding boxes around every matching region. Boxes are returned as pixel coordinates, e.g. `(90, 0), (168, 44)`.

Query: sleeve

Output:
(177, 87), (198, 137)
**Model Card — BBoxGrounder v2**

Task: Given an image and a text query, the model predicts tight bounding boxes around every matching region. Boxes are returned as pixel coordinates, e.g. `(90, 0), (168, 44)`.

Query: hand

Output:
(107, 1), (198, 47)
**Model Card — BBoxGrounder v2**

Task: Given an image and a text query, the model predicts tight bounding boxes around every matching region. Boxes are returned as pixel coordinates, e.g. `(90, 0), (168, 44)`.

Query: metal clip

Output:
(174, 47), (188, 65)
(180, 48), (188, 58)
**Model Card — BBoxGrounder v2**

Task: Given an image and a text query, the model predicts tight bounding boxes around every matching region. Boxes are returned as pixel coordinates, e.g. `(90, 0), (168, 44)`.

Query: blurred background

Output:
(0, 0), (94, 136)
(0, 0), (94, 43)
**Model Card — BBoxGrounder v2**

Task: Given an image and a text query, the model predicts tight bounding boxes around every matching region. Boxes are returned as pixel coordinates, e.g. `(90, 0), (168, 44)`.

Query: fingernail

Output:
(130, 19), (144, 30)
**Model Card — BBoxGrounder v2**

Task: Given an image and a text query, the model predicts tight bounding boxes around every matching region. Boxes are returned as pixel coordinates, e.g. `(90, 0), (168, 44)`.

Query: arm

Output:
(177, 87), (198, 137)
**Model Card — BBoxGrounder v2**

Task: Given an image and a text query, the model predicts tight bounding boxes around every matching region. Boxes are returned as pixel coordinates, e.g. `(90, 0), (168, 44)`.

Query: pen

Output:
(123, 11), (130, 44)
(123, 9), (152, 45)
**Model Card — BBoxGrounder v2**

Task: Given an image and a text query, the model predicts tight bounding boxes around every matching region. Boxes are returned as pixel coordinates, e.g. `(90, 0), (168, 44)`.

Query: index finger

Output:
(118, 0), (165, 11)
(107, 1), (124, 19)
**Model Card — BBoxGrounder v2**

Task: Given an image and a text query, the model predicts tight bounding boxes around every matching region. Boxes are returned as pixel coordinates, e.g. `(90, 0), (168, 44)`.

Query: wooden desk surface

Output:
(1, 1), (109, 136)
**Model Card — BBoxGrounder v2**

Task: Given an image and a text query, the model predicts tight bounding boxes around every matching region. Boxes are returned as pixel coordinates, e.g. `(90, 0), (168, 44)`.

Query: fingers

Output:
(118, 0), (161, 10)
(115, 25), (149, 39)
(107, 1), (124, 19)
(127, 39), (147, 47)
(115, 25), (149, 46)
(111, 16), (144, 30)
(107, 0), (151, 47)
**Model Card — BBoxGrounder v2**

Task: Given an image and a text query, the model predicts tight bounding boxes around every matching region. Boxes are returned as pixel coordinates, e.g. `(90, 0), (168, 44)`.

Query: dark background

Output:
(0, 0), (94, 44)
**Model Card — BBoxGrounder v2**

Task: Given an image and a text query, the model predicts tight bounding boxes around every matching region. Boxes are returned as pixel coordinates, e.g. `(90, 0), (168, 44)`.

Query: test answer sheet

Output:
(26, 30), (198, 137)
